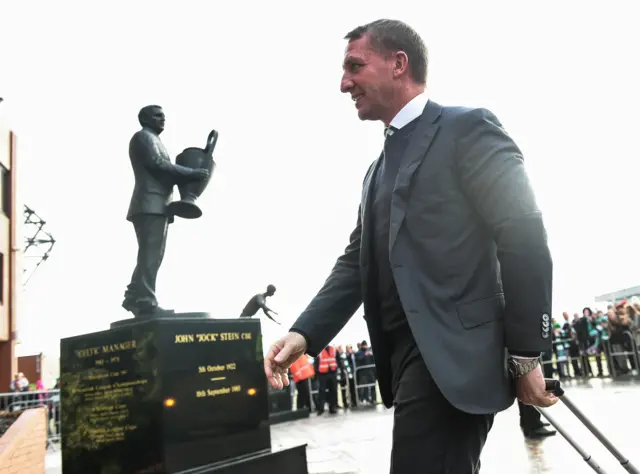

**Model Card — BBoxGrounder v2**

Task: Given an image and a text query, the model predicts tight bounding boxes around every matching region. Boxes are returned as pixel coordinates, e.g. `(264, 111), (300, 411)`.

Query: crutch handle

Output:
(545, 378), (565, 397)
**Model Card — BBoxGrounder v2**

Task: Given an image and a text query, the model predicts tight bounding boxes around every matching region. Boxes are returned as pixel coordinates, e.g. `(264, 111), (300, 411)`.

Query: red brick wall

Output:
(0, 407), (46, 473)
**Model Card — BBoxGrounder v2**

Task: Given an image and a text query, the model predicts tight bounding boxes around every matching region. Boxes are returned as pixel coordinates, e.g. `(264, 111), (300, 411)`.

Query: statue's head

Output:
(138, 105), (165, 134)
(265, 284), (276, 296)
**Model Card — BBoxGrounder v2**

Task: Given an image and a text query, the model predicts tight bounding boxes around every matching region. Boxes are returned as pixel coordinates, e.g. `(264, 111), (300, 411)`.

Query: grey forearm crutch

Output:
(535, 379), (638, 474)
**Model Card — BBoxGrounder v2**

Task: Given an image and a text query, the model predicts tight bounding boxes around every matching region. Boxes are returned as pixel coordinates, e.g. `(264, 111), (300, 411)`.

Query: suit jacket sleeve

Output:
(133, 132), (194, 180)
(290, 205), (364, 357)
(455, 108), (552, 354)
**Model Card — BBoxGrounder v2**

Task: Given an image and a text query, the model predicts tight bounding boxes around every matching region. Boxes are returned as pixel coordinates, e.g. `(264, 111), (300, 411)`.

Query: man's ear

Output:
(392, 51), (410, 79)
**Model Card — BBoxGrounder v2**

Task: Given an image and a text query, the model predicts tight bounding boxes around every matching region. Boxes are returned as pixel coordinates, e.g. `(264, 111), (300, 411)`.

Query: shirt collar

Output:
(389, 92), (429, 130)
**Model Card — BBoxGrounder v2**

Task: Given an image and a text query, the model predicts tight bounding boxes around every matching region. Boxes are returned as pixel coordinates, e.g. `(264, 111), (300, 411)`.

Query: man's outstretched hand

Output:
(264, 332), (307, 389)
(516, 364), (559, 407)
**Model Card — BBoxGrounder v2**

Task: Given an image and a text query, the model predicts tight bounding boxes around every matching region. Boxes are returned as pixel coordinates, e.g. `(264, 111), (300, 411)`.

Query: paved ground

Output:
(46, 377), (639, 473)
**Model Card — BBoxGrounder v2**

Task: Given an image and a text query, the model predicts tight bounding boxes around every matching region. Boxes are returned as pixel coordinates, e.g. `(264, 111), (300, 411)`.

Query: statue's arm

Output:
(262, 307), (280, 324)
(133, 132), (195, 181)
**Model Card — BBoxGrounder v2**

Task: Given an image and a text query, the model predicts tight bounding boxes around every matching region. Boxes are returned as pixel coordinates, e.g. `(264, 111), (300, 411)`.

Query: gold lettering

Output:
(74, 340), (137, 359)
(75, 347), (102, 358)
(175, 334), (195, 343)
(197, 363), (238, 374)
(208, 387), (231, 396)
(220, 332), (240, 341)
(241, 332), (252, 340)
(195, 386), (245, 398)
(195, 333), (218, 342)
(102, 340), (136, 353)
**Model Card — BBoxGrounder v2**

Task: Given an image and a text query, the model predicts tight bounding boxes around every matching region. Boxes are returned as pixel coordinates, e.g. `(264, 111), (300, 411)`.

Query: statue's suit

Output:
(123, 127), (194, 313)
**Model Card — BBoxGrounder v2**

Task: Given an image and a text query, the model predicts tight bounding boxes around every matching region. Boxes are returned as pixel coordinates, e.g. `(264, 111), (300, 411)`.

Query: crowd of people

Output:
(545, 298), (640, 379)
(289, 340), (377, 415)
(286, 297), (639, 441)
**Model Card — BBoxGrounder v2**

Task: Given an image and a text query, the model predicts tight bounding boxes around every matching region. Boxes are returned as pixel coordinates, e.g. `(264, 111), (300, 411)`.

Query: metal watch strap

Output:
(508, 357), (539, 379)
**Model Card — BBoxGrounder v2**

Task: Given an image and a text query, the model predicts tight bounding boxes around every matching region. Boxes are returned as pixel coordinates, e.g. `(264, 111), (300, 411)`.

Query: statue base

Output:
(60, 315), (308, 474)
(268, 383), (311, 425)
(184, 445), (307, 473)
(111, 311), (209, 329)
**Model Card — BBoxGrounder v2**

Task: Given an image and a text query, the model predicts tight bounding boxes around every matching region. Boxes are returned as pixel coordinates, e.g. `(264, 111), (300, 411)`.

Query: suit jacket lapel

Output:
(388, 100), (443, 252)
(360, 156), (382, 269)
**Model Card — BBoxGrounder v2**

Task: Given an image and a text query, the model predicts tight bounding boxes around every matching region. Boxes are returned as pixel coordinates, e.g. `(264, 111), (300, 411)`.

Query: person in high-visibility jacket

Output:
(314, 345), (338, 414)
(290, 355), (314, 410)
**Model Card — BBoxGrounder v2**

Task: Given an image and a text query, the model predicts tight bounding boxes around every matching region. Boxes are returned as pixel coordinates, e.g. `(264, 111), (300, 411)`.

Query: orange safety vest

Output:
(317, 346), (338, 374)
(290, 355), (315, 383)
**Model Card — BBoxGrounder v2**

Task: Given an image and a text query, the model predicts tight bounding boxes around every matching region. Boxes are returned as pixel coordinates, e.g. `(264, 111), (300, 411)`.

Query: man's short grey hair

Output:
(345, 19), (428, 85)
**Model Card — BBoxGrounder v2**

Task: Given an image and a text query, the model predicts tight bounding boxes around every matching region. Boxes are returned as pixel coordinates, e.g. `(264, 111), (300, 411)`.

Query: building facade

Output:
(594, 285), (640, 306)
(0, 113), (21, 392)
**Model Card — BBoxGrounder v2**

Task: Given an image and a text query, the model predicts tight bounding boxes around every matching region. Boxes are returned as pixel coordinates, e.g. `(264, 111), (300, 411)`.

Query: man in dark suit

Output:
(264, 19), (557, 473)
(122, 105), (208, 316)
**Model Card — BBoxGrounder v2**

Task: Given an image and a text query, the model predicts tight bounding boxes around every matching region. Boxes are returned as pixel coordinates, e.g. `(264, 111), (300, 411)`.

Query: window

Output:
(0, 165), (9, 218)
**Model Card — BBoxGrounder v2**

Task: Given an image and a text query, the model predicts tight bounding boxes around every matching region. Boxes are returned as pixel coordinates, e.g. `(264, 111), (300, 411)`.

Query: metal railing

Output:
(0, 389), (60, 449)
(306, 363), (380, 410)
(540, 330), (639, 379)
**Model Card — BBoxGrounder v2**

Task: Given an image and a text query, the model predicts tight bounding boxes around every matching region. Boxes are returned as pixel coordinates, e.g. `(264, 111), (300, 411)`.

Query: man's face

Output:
(145, 107), (165, 133)
(340, 35), (396, 122)
(563, 312), (569, 321)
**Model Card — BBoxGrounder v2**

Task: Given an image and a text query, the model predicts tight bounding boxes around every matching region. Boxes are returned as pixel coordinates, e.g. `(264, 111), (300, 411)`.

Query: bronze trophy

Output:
(168, 129), (219, 219)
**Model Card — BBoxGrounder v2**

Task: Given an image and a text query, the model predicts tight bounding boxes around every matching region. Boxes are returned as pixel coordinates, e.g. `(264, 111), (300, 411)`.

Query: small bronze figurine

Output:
(240, 285), (280, 325)
(122, 105), (209, 317)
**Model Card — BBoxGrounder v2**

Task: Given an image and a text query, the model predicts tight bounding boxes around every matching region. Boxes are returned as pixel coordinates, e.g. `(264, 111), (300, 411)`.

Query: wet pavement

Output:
(272, 377), (640, 474)
(46, 377), (639, 473)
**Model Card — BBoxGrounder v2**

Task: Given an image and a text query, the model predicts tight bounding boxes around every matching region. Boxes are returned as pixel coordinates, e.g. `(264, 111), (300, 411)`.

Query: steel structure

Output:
(23, 205), (55, 286)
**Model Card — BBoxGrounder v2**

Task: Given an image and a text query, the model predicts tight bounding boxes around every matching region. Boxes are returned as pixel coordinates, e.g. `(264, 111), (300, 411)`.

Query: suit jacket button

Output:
(541, 331), (549, 339)
(542, 320), (550, 328)
(542, 313), (550, 322)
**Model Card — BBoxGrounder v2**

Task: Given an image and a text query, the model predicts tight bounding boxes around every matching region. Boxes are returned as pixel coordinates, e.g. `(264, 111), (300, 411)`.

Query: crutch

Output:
(534, 379), (639, 474)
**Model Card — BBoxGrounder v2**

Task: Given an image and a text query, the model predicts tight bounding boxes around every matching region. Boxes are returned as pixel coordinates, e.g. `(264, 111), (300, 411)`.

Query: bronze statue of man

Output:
(122, 105), (208, 316)
(240, 285), (280, 324)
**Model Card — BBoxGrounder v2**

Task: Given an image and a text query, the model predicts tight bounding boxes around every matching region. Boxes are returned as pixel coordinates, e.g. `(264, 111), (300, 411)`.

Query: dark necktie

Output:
(384, 125), (398, 138)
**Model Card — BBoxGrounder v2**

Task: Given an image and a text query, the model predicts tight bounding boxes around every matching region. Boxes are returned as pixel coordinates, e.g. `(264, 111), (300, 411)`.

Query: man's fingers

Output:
(268, 373), (283, 390)
(522, 393), (558, 408)
(274, 344), (292, 364)
(264, 344), (283, 379)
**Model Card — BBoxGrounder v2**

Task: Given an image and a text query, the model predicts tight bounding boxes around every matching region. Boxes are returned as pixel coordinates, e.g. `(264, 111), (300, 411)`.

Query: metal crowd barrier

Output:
(0, 389), (60, 449)
(604, 330), (640, 377)
(306, 363), (380, 410)
(540, 330), (639, 379)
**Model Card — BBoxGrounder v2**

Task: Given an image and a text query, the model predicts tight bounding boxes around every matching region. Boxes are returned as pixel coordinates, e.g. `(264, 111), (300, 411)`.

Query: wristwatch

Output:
(507, 357), (539, 379)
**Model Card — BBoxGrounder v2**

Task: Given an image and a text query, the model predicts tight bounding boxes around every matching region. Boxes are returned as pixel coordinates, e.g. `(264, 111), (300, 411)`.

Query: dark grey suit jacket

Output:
(126, 128), (191, 222)
(291, 100), (553, 415)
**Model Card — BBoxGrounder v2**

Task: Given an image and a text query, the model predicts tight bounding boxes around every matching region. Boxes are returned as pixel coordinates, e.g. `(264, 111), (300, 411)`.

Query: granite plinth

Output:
(60, 316), (307, 473)
(268, 383), (310, 425)
(188, 445), (308, 473)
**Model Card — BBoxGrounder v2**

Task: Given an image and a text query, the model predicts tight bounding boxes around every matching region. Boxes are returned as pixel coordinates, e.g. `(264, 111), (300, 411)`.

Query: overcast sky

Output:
(1, 1), (637, 358)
